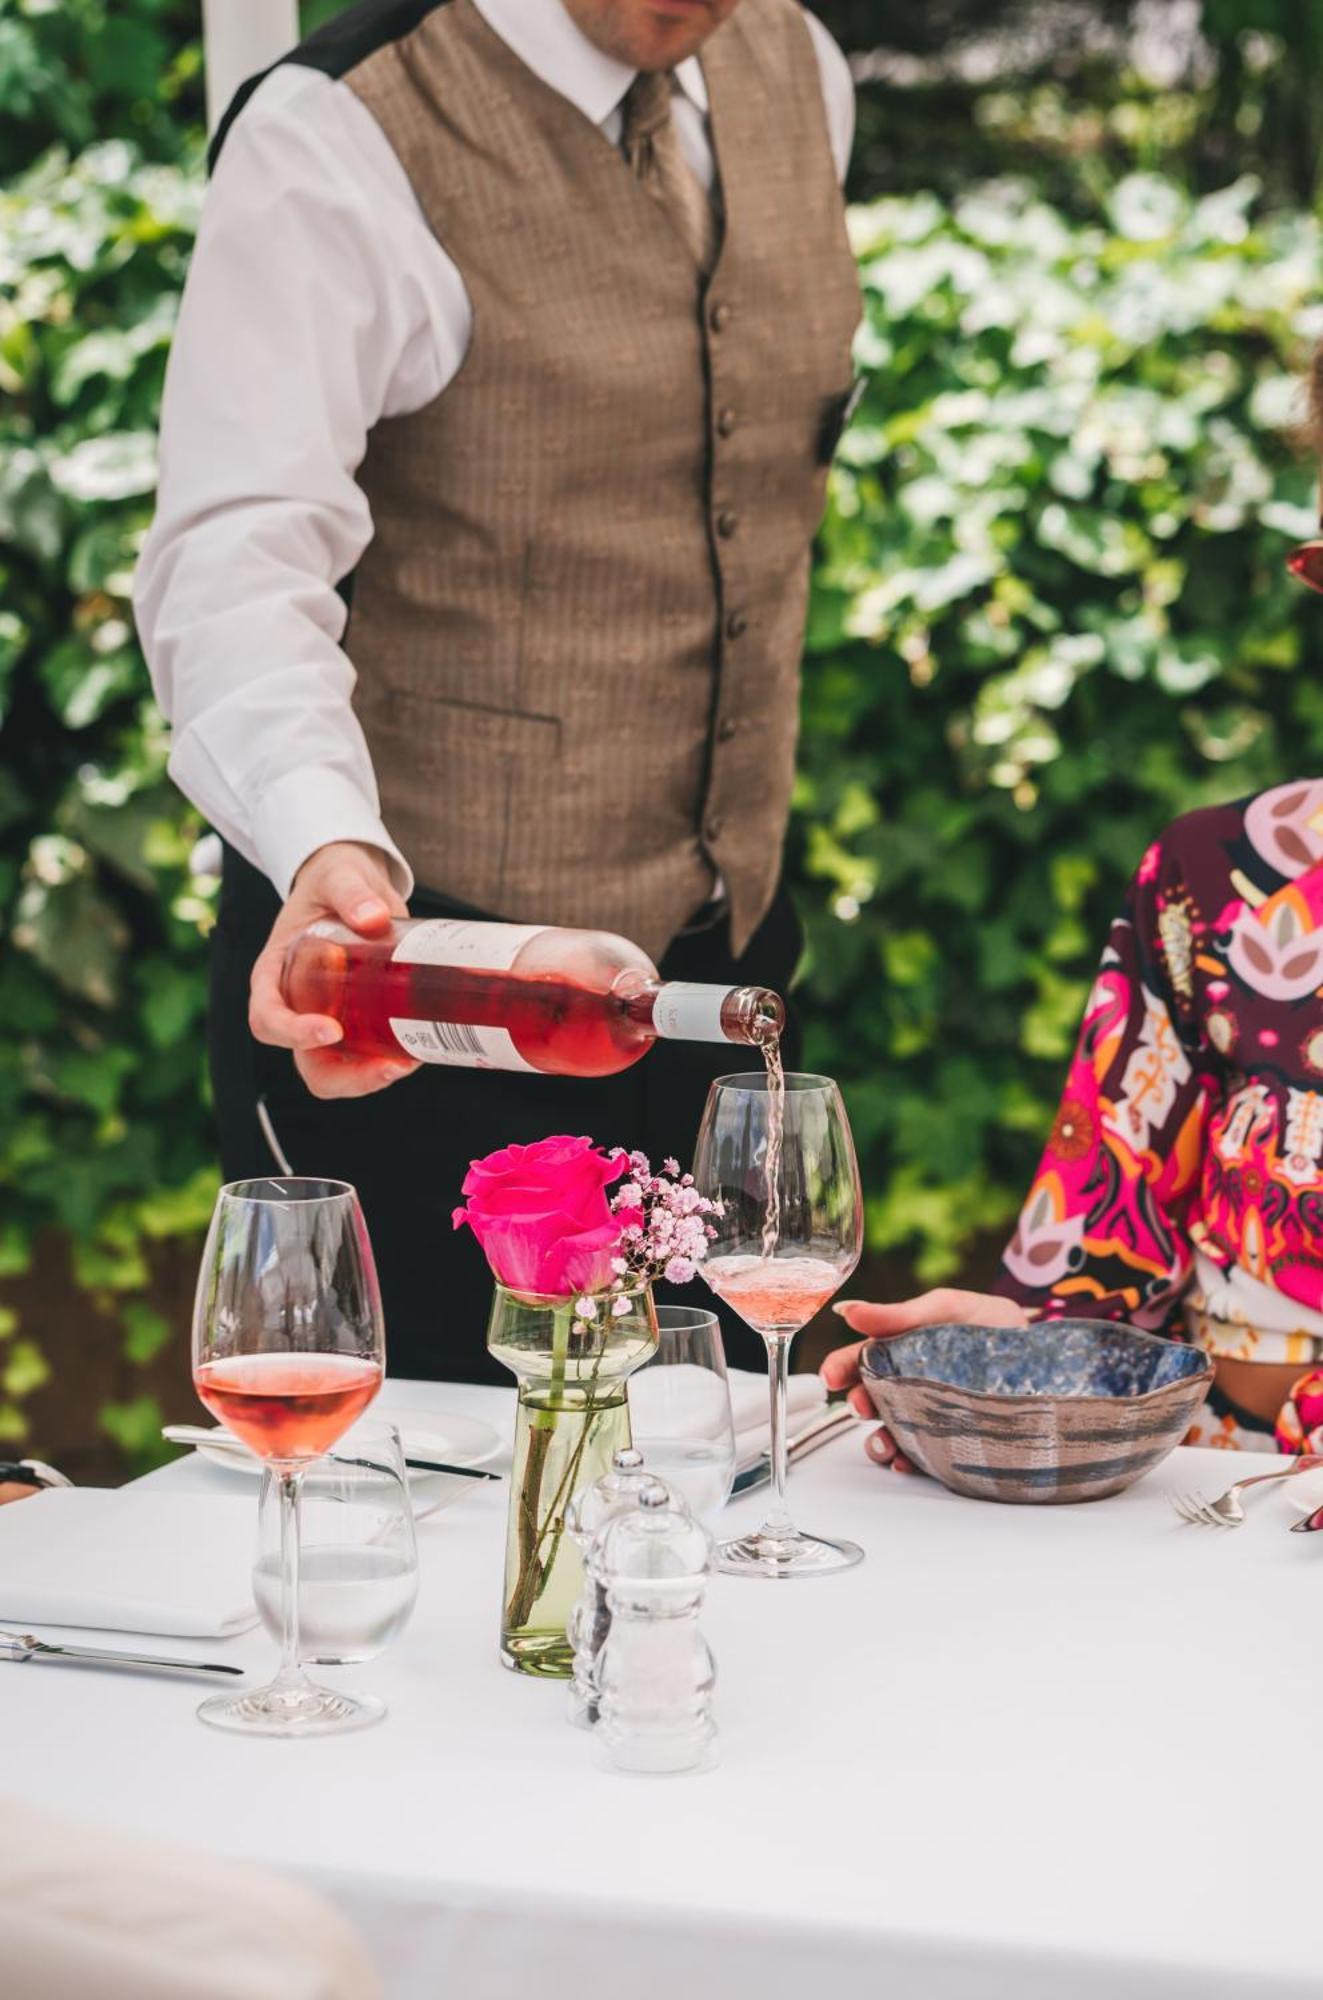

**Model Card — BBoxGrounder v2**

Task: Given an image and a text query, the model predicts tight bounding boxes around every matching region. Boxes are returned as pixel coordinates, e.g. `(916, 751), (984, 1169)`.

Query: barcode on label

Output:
(386, 1014), (537, 1072)
(431, 1020), (489, 1061)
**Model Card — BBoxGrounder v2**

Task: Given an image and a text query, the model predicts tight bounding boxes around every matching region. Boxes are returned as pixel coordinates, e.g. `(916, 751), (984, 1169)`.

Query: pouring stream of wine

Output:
(760, 1035), (785, 1261)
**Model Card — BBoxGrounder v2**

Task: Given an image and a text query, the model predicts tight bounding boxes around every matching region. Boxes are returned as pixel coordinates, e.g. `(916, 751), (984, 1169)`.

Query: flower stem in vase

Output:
(490, 1285), (654, 1677)
(506, 1302), (574, 1637)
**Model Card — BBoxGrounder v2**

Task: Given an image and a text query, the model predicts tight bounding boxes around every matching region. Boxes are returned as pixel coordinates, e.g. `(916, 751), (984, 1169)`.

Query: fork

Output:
(1168, 1455), (1323, 1528)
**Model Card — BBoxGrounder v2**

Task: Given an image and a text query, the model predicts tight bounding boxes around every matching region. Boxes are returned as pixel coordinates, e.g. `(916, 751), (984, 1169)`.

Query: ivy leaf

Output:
(47, 1044), (135, 1116)
(1035, 502), (1149, 577)
(138, 957), (204, 1046)
(0, 444), (65, 563)
(39, 636), (141, 727)
(100, 1395), (173, 1475)
(2, 1339), (50, 1401)
(48, 430), (157, 503)
(121, 1301), (171, 1364)
(12, 869), (128, 1007)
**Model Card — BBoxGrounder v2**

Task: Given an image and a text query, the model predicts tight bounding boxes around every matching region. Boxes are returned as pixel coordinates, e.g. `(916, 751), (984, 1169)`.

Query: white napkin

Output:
(0, 1487), (259, 1639)
(629, 1364), (827, 1470)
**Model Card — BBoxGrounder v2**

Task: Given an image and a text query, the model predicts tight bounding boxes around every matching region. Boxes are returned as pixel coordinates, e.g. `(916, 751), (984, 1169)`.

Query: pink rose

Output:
(453, 1135), (627, 1301)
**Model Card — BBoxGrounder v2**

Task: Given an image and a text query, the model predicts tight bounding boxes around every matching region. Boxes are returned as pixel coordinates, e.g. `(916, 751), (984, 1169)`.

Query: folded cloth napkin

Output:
(0, 1487), (259, 1639)
(629, 1364), (828, 1471)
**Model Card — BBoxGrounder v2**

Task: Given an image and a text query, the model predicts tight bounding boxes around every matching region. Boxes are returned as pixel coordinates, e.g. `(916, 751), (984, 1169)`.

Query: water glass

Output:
(627, 1306), (737, 1525)
(254, 1418), (418, 1665)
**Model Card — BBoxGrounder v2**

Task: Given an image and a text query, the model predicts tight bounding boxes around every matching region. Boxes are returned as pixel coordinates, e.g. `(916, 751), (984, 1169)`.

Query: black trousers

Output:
(208, 850), (803, 1383)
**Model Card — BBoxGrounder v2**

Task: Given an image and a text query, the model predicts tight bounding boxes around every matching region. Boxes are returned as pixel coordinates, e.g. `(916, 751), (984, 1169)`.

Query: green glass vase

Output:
(488, 1283), (658, 1678)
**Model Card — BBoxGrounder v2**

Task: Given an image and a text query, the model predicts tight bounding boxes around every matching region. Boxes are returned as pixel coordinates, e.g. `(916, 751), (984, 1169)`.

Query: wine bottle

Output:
(281, 919), (784, 1078)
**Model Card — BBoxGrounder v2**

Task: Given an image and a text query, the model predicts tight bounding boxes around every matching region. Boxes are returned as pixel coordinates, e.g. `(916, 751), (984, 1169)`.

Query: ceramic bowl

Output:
(858, 1320), (1212, 1504)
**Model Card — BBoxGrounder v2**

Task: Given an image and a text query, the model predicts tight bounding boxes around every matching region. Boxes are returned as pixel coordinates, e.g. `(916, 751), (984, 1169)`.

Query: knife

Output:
(732, 1404), (860, 1496)
(340, 1453), (500, 1483)
(0, 1628), (244, 1678)
(161, 1424), (500, 1482)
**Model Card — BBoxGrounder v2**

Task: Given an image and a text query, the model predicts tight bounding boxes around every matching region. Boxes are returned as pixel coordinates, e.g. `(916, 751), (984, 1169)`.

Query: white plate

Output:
(192, 1408), (503, 1484)
(1282, 1465), (1323, 1517)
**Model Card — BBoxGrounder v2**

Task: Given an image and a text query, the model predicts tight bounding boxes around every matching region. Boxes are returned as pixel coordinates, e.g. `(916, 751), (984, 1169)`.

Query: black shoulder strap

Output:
(208, 0), (450, 171)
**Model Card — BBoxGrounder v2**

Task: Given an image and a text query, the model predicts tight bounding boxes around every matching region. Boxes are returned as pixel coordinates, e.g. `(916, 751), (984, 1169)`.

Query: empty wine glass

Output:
(254, 1418), (418, 1665)
(627, 1306), (737, 1525)
(692, 1072), (863, 1578)
(192, 1177), (386, 1734)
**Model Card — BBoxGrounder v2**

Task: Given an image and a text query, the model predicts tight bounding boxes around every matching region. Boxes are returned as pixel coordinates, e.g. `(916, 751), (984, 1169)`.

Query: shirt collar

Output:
(473, 0), (709, 127)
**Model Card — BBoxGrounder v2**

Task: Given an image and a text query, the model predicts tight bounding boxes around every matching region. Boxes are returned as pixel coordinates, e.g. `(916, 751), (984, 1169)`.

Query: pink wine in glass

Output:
(703, 1254), (848, 1339)
(281, 919), (783, 1078)
(194, 1353), (382, 1464)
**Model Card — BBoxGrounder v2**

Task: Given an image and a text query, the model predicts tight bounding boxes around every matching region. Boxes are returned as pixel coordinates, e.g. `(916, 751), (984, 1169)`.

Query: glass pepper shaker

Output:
(593, 1484), (717, 1775)
(564, 1446), (657, 1729)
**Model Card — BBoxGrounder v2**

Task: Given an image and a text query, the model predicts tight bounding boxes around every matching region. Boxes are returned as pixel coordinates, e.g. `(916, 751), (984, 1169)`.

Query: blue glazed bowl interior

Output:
(860, 1320), (1211, 1400)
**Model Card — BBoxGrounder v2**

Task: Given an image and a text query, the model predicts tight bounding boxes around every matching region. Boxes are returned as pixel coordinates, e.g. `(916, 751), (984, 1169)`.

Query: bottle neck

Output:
(633, 980), (785, 1047)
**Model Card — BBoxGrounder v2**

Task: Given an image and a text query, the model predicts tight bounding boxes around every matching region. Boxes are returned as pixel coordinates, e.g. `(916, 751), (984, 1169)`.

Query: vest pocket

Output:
(364, 691), (563, 910)
(371, 691), (562, 763)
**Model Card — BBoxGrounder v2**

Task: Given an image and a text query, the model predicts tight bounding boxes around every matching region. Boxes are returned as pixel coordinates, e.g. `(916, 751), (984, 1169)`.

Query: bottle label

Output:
(652, 983), (734, 1044)
(387, 920), (544, 1070)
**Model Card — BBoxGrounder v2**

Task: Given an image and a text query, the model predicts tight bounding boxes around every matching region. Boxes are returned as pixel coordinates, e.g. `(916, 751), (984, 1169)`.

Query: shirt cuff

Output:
(250, 766), (415, 902)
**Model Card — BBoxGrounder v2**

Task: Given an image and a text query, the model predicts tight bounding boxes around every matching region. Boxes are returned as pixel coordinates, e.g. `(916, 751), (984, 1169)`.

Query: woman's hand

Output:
(821, 1288), (1030, 1472)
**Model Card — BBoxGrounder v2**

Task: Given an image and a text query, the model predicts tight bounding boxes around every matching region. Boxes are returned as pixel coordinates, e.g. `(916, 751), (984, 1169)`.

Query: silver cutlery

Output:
(0, 1628), (244, 1678)
(339, 1452), (499, 1482)
(161, 1423), (500, 1481)
(731, 1403), (859, 1497)
(1290, 1501), (1323, 1534)
(160, 1422), (258, 1454)
(1168, 1454), (1322, 1528)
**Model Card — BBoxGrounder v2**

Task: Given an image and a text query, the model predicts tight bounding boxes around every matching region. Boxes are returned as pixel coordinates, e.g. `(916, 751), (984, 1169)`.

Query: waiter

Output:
(136, 0), (861, 1381)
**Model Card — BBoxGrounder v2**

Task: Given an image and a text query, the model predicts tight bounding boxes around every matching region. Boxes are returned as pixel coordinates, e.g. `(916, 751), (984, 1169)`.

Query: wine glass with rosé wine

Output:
(693, 1070), (864, 1579)
(191, 1178), (386, 1735)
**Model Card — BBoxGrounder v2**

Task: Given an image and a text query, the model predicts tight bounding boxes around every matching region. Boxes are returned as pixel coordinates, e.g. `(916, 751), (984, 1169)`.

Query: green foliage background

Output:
(1, 0), (1320, 1460)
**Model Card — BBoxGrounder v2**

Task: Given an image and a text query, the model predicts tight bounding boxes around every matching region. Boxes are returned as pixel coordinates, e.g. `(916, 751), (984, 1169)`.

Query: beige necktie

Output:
(620, 71), (719, 277)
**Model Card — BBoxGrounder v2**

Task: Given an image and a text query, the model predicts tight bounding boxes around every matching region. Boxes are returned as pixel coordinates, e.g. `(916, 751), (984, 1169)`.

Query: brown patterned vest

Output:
(343, 0), (860, 959)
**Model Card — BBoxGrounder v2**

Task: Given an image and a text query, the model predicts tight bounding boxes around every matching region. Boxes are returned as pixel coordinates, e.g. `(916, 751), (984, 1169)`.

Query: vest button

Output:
(709, 301), (731, 333)
(717, 509), (738, 539)
(705, 813), (725, 842)
(716, 406), (737, 438)
(726, 610), (748, 639)
(718, 717), (739, 742)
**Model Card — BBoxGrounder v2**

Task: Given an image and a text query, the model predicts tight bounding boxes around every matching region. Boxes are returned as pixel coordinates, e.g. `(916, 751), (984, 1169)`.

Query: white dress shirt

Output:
(135, 0), (855, 900)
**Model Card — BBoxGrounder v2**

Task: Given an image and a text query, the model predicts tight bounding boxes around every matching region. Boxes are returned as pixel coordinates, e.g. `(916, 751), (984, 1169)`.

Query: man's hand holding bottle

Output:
(248, 840), (420, 1100)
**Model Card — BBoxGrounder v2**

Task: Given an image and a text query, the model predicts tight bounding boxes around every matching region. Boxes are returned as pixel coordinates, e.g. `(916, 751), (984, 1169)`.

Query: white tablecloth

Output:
(2, 1378), (1314, 2000)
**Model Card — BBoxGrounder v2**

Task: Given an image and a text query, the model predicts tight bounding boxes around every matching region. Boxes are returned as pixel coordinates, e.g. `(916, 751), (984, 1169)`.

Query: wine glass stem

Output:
(761, 1334), (794, 1540)
(276, 1467), (307, 1689)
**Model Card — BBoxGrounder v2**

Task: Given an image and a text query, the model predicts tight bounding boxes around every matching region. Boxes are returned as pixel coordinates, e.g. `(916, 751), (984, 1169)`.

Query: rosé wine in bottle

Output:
(194, 1352), (382, 1465)
(281, 919), (784, 1079)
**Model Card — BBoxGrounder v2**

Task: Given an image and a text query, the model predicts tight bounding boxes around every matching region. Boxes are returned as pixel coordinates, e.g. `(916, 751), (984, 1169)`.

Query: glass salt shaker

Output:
(565, 1446), (657, 1729)
(593, 1483), (717, 1775)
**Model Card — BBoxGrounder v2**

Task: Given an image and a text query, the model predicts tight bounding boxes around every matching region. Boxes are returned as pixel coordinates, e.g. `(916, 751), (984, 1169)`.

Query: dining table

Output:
(1, 1374), (1314, 2000)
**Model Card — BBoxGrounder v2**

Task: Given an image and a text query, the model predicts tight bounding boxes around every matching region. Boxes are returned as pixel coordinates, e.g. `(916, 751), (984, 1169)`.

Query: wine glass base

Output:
(197, 1678), (386, 1737)
(717, 1527), (864, 1579)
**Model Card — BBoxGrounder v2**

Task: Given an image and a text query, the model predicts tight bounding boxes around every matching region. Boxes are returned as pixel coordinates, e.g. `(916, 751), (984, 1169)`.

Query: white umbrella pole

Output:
(202, 0), (301, 134)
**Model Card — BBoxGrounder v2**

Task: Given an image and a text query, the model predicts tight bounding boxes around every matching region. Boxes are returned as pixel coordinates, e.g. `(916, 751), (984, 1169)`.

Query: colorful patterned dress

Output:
(994, 781), (1323, 1452)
